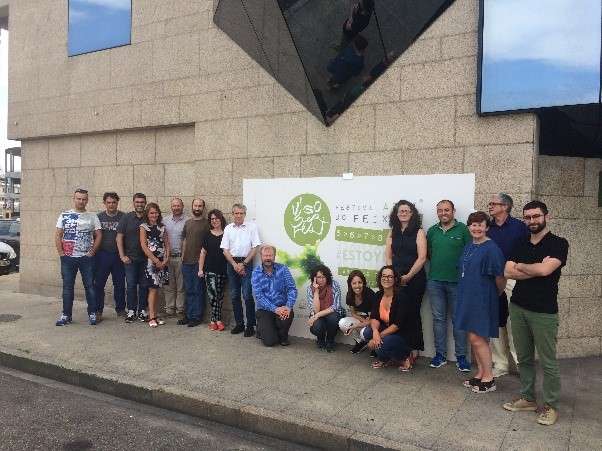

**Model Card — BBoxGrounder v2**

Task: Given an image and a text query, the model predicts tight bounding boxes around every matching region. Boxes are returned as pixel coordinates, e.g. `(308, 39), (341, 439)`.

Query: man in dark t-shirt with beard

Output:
(94, 192), (125, 320)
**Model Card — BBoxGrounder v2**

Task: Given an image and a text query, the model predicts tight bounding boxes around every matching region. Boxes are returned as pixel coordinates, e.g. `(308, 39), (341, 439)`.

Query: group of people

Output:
(55, 189), (568, 426)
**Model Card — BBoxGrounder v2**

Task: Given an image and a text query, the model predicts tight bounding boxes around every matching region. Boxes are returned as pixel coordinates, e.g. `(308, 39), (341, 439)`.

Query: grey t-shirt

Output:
(97, 211), (124, 253)
(116, 211), (146, 262)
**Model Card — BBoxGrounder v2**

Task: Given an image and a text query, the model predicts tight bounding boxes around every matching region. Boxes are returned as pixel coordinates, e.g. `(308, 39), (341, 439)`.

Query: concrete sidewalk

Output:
(0, 273), (599, 450)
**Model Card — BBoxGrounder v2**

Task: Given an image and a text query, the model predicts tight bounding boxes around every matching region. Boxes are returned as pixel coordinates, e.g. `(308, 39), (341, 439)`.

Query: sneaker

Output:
(124, 310), (135, 323)
(429, 352), (447, 368)
(243, 326), (255, 337)
(456, 355), (471, 372)
(492, 366), (510, 378)
(350, 340), (368, 354)
(325, 341), (335, 353)
(231, 324), (245, 334)
(177, 316), (190, 325)
(537, 405), (558, 425)
(138, 310), (149, 322)
(187, 318), (201, 327)
(88, 313), (98, 325)
(55, 315), (72, 326)
(503, 397), (538, 412)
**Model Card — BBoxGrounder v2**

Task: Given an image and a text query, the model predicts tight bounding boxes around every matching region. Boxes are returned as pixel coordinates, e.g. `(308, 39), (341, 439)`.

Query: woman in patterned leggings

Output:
(199, 209), (228, 331)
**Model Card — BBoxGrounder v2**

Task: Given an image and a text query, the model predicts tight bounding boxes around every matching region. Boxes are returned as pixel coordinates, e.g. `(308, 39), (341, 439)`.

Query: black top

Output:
(510, 232), (569, 314)
(347, 287), (376, 315)
(391, 228), (426, 277)
(97, 211), (123, 253)
(370, 291), (420, 344)
(116, 211), (146, 262)
(201, 231), (227, 275)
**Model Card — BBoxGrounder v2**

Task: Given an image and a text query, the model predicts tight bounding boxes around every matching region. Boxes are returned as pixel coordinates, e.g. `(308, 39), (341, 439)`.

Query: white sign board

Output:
(244, 174), (475, 357)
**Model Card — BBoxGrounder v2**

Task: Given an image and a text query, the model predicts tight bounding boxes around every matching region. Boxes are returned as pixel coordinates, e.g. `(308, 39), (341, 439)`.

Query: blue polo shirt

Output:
(486, 215), (529, 261)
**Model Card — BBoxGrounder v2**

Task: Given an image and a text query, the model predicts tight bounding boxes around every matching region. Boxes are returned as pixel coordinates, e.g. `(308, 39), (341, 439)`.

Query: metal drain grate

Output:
(0, 314), (22, 322)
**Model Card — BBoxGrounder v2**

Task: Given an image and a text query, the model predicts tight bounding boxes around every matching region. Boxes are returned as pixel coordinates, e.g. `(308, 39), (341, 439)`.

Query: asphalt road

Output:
(0, 367), (315, 451)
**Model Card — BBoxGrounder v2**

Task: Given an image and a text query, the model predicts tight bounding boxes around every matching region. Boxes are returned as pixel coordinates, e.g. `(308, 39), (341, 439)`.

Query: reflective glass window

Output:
(68, 0), (132, 56)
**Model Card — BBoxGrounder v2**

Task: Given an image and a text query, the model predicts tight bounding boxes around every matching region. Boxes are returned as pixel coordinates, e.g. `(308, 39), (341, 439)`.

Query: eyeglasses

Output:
(210, 217), (220, 221)
(381, 275), (395, 280)
(487, 202), (505, 207)
(397, 210), (412, 215)
(522, 214), (544, 221)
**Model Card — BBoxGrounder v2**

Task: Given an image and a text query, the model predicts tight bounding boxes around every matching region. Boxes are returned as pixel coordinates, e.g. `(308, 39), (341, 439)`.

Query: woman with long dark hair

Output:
(338, 269), (376, 354)
(140, 203), (170, 328)
(198, 209), (228, 331)
(306, 264), (343, 353)
(364, 265), (419, 371)
(385, 200), (427, 362)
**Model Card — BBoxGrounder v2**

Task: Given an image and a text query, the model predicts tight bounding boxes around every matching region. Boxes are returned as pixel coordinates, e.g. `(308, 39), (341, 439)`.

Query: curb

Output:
(0, 350), (415, 451)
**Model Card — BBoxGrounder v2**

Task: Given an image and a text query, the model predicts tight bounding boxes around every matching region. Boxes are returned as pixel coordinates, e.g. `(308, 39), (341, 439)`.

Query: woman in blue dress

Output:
(455, 211), (505, 393)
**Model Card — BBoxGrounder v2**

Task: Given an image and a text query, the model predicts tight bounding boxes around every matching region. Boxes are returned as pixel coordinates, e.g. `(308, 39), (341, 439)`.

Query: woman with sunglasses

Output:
(363, 266), (418, 371)
(385, 199), (427, 363)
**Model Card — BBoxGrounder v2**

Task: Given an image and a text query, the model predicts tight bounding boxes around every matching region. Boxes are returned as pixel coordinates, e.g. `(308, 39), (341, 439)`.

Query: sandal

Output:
(399, 358), (412, 372)
(463, 377), (482, 388)
(371, 359), (393, 369)
(217, 321), (225, 331)
(149, 319), (158, 328)
(472, 379), (496, 394)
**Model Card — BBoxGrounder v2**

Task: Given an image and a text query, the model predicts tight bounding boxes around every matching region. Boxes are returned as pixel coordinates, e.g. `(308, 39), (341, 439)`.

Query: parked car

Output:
(0, 219), (20, 272)
(0, 241), (17, 275)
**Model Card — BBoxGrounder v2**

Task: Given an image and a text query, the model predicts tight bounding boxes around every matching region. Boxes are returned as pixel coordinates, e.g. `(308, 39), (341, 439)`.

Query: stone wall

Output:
(537, 156), (602, 357)
(8, 0), (579, 345)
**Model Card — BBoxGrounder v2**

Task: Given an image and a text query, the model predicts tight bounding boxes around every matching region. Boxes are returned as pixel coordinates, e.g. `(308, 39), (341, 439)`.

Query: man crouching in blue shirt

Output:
(252, 245), (298, 347)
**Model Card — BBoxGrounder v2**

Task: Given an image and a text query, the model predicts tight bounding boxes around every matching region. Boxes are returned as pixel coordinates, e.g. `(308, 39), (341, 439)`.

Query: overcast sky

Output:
(481, 0), (601, 112)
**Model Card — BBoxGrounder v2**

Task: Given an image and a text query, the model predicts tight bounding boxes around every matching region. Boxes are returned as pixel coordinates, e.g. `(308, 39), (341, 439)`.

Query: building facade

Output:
(2, 0), (600, 355)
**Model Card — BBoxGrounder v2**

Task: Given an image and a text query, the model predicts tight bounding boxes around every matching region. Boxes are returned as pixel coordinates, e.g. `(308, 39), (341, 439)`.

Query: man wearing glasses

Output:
(502, 201), (568, 426)
(486, 193), (530, 377)
(55, 189), (102, 326)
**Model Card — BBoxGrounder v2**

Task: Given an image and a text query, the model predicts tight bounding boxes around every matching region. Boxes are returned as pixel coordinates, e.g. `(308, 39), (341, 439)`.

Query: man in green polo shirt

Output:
(426, 199), (472, 371)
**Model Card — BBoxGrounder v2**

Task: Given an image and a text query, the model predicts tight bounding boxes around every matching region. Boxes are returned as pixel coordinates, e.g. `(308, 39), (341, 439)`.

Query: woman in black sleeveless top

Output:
(385, 200), (427, 361)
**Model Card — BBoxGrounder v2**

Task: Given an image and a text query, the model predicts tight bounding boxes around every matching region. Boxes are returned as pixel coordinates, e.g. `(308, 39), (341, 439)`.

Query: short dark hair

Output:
(523, 200), (548, 216)
(103, 192), (120, 202)
(466, 211), (490, 227)
(133, 193), (146, 201)
(207, 209), (227, 230)
(353, 35), (368, 51)
(309, 264), (333, 286)
(437, 199), (455, 210)
(376, 265), (403, 294)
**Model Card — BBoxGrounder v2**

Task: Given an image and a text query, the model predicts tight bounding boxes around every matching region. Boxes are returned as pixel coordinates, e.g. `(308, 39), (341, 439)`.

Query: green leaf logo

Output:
(284, 194), (331, 246)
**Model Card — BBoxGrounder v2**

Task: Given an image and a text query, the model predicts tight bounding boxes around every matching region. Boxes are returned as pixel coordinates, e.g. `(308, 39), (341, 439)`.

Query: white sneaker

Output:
(492, 366), (510, 378)
(138, 309), (149, 322)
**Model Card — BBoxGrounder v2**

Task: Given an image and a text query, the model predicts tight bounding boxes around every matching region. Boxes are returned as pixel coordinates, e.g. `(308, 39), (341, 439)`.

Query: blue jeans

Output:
(227, 262), (255, 326)
(60, 255), (96, 316)
(124, 260), (148, 313)
(182, 261), (206, 320)
(363, 325), (411, 361)
(428, 280), (467, 358)
(309, 311), (340, 343)
(93, 250), (125, 312)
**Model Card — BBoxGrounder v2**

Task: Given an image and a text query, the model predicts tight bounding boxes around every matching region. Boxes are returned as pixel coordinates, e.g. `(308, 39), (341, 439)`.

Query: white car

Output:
(0, 241), (17, 275)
